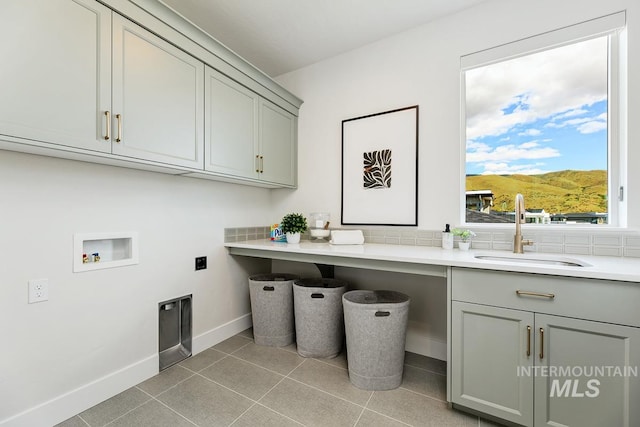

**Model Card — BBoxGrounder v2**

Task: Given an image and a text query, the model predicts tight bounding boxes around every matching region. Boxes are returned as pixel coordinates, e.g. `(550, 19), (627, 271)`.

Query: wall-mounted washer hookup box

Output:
(73, 232), (139, 272)
(159, 294), (192, 371)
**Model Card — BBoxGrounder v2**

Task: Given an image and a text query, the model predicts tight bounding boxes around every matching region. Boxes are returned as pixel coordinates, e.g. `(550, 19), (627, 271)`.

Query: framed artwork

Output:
(341, 105), (418, 226)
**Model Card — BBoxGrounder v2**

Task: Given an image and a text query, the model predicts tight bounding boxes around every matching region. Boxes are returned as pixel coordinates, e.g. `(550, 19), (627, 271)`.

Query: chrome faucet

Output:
(514, 193), (534, 254)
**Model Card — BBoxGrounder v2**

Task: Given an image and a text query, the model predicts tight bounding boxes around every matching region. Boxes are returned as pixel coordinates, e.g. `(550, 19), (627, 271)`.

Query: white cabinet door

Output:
(204, 67), (258, 178)
(452, 301), (534, 426)
(534, 314), (640, 427)
(0, 0), (111, 152)
(111, 14), (204, 169)
(259, 99), (296, 186)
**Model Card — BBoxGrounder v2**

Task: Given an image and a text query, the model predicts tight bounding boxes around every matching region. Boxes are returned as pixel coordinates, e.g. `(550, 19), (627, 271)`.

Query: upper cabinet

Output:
(0, 0), (301, 187)
(0, 0), (112, 153)
(259, 99), (296, 186)
(111, 14), (204, 169)
(204, 67), (297, 187)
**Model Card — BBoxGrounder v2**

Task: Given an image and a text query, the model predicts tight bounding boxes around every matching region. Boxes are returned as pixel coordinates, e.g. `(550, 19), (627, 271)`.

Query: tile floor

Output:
(57, 329), (502, 427)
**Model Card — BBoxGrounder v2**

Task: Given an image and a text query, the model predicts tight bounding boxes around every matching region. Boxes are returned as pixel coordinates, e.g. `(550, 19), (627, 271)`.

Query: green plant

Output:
(452, 228), (476, 242)
(280, 213), (308, 233)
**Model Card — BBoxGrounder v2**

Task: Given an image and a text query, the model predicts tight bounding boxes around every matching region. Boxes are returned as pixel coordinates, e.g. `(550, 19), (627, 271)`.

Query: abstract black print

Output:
(363, 149), (391, 189)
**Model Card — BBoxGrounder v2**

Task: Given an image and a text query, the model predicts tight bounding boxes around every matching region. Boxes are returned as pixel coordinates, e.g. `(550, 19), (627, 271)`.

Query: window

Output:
(461, 13), (626, 226)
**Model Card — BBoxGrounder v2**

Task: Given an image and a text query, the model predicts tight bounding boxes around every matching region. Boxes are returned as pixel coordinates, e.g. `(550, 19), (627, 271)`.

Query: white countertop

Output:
(225, 239), (640, 283)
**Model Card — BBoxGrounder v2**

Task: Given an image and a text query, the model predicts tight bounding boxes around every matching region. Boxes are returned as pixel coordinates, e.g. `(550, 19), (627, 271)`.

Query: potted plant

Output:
(280, 213), (308, 244)
(452, 228), (476, 251)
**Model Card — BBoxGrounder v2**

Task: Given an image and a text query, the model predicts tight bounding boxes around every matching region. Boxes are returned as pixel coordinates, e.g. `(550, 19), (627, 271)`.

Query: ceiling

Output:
(160, 0), (487, 77)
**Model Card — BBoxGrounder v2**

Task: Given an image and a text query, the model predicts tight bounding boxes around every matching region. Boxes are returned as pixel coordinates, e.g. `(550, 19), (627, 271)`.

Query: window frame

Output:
(459, 12), (627, 228)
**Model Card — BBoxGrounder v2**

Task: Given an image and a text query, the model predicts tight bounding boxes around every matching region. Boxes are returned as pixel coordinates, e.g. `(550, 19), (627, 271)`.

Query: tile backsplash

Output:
(224, 226), (640, 258)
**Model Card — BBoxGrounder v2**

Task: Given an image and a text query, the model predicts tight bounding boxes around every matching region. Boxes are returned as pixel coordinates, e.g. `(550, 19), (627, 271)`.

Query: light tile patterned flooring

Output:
(58, 329), (502, 427)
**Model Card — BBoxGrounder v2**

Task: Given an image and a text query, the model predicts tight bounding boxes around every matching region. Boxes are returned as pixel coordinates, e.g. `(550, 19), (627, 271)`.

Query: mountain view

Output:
(466, 170), (607, 214)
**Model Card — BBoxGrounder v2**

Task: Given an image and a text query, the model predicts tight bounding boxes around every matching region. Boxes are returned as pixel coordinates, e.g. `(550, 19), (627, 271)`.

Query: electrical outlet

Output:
(28, 279), (49, 304)
(195, 256), (207, 271)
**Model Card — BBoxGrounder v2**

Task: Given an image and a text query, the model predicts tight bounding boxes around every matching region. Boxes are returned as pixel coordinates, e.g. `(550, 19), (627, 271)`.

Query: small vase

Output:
(286, 232), (301, 244)
(458, 241), (471, 251)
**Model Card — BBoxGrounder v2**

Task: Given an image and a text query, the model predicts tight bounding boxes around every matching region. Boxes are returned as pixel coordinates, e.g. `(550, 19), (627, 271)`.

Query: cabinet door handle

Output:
(115, 114), (122, 143)
(104, 111), (111, 140)
(526, 325), (531, 357)
(539, 327), (544, 359)
(260, 155), (264, 173)
(516, 290), (555, 299)
(255, 155), (260, 173)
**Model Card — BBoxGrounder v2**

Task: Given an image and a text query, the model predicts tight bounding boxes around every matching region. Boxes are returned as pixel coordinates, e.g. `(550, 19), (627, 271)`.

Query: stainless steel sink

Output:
(474, 253), (590, 267)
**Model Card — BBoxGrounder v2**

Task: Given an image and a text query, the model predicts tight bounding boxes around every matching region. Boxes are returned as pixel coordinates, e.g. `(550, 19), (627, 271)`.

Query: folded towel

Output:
(330, 230), (365, 245)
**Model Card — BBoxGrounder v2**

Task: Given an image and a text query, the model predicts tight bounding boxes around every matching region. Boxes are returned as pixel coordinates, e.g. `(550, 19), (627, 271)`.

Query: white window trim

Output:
(460, 11), (627, 228)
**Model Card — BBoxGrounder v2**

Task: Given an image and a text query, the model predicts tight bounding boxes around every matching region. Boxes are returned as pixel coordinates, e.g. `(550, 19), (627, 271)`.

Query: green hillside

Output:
(466, 170), (607, 213)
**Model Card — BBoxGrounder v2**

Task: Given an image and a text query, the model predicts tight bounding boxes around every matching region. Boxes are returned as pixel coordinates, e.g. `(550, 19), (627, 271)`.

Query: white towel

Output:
(330, 230), (364, 245)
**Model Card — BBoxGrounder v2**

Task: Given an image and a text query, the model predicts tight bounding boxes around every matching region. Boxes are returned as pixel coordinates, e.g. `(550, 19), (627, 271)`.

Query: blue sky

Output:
(465, 36), (608, 176)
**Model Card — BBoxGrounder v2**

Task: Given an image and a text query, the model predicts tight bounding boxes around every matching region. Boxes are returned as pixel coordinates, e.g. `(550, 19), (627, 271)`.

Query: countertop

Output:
(225, 239), (640, 283)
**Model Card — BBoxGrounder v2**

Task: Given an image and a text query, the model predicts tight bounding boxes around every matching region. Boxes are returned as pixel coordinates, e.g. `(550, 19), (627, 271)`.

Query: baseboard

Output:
(0, 354), (158, 427)
(0, 313), (253, 427)
(192, 313), (253, 354)
(405, 321), (447, 361)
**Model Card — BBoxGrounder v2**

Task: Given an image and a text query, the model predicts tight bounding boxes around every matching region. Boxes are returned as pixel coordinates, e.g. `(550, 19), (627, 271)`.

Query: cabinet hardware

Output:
(539, 327), (544, 359)
(527, 325), (531, 357)
(259, 155), (264, 173)
(104, 111), (111, 140)
(255, 155), (260, 173)
(115, 114), (122, 142)
(516, 290), (555, 299)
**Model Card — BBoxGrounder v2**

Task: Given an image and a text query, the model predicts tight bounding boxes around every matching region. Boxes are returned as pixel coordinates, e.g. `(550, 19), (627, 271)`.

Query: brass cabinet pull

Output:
(259, 155), (264, 173)
(115, 114), (122, 142)
(104, 111), (111, 140)
(255, 155), (260, 173)
(516, 290), (555, 299)
(539, 327), (544, 359)
(526, 325), (531, 357)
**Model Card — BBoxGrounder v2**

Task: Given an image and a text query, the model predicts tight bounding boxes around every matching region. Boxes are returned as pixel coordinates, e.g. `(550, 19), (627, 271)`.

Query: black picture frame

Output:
(341, 105), (419, 226)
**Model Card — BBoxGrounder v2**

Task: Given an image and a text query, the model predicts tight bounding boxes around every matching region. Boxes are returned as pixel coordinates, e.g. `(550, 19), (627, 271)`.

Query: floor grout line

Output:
(101, 397), (154, 427)
(151, 397), (200, 427)
(75, 414), (91, 426)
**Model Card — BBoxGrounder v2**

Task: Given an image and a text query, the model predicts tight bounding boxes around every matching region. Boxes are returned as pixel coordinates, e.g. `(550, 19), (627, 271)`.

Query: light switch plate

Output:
(28, 279), (49, 304)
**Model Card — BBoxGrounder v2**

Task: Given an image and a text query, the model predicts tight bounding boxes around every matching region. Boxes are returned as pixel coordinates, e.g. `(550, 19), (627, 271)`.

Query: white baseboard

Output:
(192, 313), (252, 354)
(0, 313), (253, 427)
(0, 354), (158, 427)
(405, 321), (447, 361)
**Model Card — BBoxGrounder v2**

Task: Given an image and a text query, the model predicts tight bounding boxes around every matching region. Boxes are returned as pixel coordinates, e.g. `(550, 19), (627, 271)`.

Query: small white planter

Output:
(286, 232), (301, 244)
(458, 241), (471, 251)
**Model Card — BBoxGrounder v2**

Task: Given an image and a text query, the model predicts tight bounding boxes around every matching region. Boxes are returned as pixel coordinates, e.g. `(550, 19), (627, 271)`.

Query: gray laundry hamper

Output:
(343, 290), (410, 390)
(248, 273), (299, 347)
(293, 278), (348, 358)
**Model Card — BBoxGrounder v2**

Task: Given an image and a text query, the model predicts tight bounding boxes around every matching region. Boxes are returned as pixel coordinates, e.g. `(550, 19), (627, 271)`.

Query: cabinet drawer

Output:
(451, 268), (640, 327)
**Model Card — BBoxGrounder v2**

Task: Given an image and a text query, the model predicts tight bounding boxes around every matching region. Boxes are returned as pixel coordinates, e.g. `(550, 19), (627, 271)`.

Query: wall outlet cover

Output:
(195, 256), (207, 270)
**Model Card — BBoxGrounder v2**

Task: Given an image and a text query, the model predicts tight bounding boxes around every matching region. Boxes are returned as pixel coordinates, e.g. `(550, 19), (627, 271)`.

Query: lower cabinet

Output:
(451, 268), (640, 427)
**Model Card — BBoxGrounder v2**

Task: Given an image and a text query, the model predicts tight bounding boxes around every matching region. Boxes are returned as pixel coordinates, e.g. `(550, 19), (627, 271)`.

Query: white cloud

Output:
(577, 121), (607, 134)
(466, 37), (607, 140)
(467, 142), (560, 163)
(552, 109), (588, 120)
(518, 128), (541, 136)
(481, 162), (550, 175)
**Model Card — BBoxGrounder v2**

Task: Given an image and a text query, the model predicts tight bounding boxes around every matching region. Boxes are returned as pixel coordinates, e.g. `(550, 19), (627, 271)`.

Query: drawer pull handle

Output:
(311, 293), (324, 299)
(516, 290), (555, 299)
(539, 327), (544, 359)
(263, 286), (275, 291)
(375, 311), (390, 317)
(104, 111), (111, 140)
(526, 325), (531, 357)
